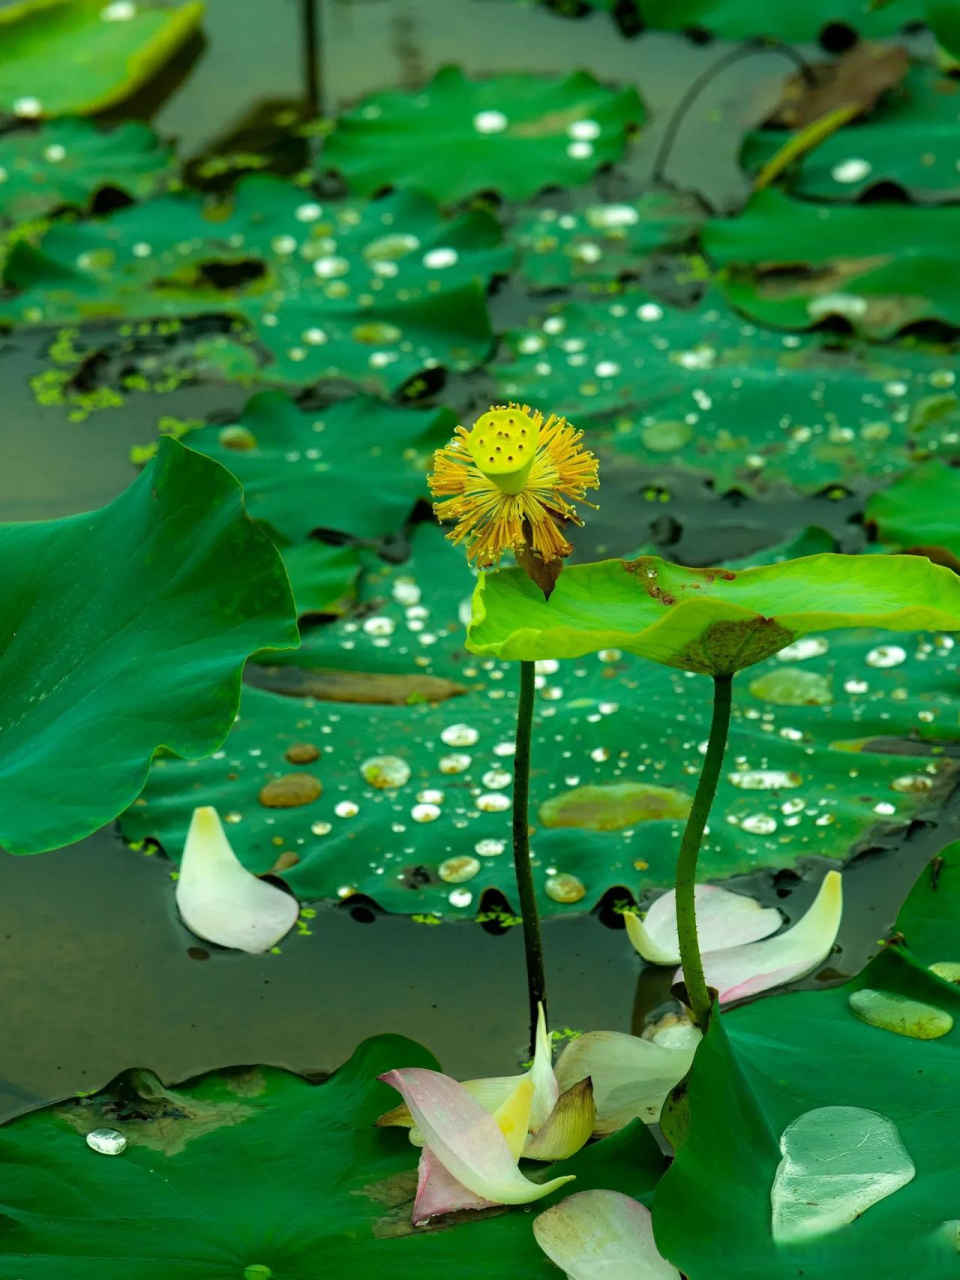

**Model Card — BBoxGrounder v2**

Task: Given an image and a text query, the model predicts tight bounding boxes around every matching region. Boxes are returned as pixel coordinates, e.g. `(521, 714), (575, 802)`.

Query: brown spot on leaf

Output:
(540, 782), (692, 832)
(285, 742), (321, 764)
(258, 772), (323, 809)
(248, 665), (467, 705)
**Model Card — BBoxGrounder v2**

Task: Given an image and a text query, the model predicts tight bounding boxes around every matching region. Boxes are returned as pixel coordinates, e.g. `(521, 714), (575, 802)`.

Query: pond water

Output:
(0, 0), (956, 1126)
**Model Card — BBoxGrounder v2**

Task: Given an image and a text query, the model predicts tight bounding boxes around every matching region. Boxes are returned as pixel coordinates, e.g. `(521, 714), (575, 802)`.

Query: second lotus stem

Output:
(674, 672), (734, 1032)
(514, 658), (548, 1054)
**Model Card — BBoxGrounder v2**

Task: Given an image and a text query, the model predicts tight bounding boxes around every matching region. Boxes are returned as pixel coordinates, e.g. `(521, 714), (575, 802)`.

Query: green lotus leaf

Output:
(495, 290), (960, 494)
(705, 188), (960, 338)
(122, 527), (960, 914)
(0, 437), (298, 855)
(896, 840), (960, 973)
(0, 117), (174, 227)
(865, 461), (960, 561)
(653, 933), (960, 1277)
(0, 0), (204, 118)
(281, 541), (361, 618)
(467, 553), (960, 674)
(321, 65), (644, 204)
(743, 67), (960, 205)
(181, 391), (455, 544)
(513, 191), (702, 291)
(0, 175), (511, 393)
(587, 0), (925, 41)
(0, 1034), (665, 1279)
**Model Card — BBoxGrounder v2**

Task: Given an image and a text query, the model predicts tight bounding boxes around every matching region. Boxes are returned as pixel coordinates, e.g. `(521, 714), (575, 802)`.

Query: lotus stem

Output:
(514, 659), (548, 1054)
(674, 672), (734, 1032)
(301, 0), (321, 115)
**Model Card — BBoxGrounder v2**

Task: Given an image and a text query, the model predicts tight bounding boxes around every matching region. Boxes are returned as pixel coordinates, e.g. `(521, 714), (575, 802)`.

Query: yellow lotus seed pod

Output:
(467, 406), (540, 494)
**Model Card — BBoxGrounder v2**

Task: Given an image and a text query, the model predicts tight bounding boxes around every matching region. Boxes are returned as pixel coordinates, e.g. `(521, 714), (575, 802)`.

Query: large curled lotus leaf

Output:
(0, 437), (298, 855)
(466, 553), (960, 674)
(652, 940), (960, 1279)
(0, 0), (204, 117)
(743, 67), (960, 205)
(321, 65), (645, 205)
(0, 175), (511, 393)
(122, 533), (960, 914)
(865, 462), (960, 561)
(495, 290), (960, 495)
(513, 192), (702, 291)
(895, 841), (960, 974)
(0, 1034), (666, 1278)
(0, 118), (175, 226)
(704, 189), (960, 338)
(181, 391), (456, 544)
(618, 0), (925, 42)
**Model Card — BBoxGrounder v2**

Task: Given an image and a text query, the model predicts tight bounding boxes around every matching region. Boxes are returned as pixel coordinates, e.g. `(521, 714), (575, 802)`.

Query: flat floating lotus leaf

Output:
(322, 65), (645, 204)
(0, 118), (174, 226)
(0, 0), (204, 117)
(122, 546), (960, 913)
(0, 175), (511, 393)
(467, 553), (960, 674)
(182, 391), (455, 544)
(282, 541), (361, 619)
(0, 438), (297, 855)
(744, 68), (960, 205)
(705, 188), (960, 338)
(865, 462), (960, 561)
(495, 290), (960, 494)
(612, 0), (925, 42)
(0, 1035), (665, 1279)
(653, 940), (960, 1279)
(513, 192), (702, 291)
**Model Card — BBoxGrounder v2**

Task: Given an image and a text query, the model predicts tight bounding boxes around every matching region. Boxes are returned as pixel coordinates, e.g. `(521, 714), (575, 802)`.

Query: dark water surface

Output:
(0, 0), (953, 1121)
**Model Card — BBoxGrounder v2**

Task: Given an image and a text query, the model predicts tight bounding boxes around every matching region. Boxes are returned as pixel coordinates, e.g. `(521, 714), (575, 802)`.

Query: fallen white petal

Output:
(772, 1105), (915, 1243)
(534, 1189), (681, 1279)
(625, 884), (781, 965)
(175, 806), (299, 954)
(688, 870), (843, 1004)
(379, 1068), (574, 1211)
(555, 1029), (700, 1134)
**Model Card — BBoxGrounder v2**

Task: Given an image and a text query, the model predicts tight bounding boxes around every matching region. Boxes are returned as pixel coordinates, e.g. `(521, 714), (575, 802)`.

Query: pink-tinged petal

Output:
(176, 806), (299, 954)
(413, 1147), (496, 1224)
(534, 1189), (681, 1279)
(687, 870), (843, 1004)
(625, 885), (781, 966)
(554, 1029), (699, 1135)
(379, 1068), (574, 1208)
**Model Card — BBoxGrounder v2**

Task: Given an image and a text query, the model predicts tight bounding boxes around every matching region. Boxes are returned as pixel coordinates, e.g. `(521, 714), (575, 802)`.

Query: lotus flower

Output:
(623, 871), (843, 1004)
(377, 1005), (596, 1162)
(175, 805), (299, 953)
(534, 1189), (680, 1279)
(378, 1067), (576, 1224)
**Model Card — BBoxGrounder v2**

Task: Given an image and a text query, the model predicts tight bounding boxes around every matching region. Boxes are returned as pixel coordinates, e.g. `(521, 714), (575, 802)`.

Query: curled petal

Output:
(175, 806), (299, 954)
(414, 1147), (496, 1224)
(534, 1189), (681, 1280)
(555, 1029), (699, 1135)
(689, 870), (843, 1004)
(523, 1077), (596, 1161)
(528, 1001), (561, 1131)
(624, 884), (782, 966)
(379, 1068), (574, 1211)
(493, 1078), (535, 1159)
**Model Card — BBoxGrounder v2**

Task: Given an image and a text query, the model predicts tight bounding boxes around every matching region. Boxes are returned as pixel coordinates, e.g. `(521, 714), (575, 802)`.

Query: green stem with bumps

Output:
(514, 659), (547, 1054)
(674, 672), (734, 1032)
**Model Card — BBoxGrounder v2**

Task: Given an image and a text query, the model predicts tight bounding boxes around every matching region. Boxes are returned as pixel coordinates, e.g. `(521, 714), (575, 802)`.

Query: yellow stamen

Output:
(428, 403), (599, 568)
